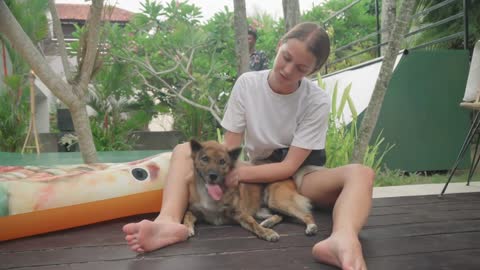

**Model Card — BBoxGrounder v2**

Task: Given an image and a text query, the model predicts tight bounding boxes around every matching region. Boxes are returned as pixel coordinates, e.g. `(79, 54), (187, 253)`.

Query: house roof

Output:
(56, 4), (133, 22)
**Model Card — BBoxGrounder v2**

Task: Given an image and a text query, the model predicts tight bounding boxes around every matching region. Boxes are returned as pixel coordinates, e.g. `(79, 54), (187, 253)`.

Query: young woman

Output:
(123, 22), (374, 270)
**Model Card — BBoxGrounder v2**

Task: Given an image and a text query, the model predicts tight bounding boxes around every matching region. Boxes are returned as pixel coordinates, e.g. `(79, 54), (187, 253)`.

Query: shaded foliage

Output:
(0, 0), (49, 152)
(105, 1), (237, 141)
(409, 0), (480, 50)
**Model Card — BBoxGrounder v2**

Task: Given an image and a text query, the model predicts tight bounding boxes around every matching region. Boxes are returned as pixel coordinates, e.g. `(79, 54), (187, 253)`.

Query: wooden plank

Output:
(0, 233), (322, 268)
(2, 193), (480, 270)
(365, 208), (480, 227)
(10, 248), (480, 270)
(361, 219), (480, 239)
(0, 245), (134, 269)
(362, 231), (480, 257)
(14, 266), (71, 270)
(0, 215), (142, 252)
(0, 211), (332, 253)
(367, 249), (480, 270)
(3, 225), (480, 268)
(371, 200), (480, 215)
(372, 192), (480, 207)
(66, 247), (337, 270)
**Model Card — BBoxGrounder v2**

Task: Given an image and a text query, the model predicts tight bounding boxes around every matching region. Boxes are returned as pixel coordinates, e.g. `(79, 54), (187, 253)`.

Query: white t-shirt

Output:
(221, 70), (331, 161)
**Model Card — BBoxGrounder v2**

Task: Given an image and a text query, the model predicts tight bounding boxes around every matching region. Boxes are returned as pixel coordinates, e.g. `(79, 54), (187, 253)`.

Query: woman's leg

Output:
(298, 164), (375, 270)
(123, 142), (193, 253)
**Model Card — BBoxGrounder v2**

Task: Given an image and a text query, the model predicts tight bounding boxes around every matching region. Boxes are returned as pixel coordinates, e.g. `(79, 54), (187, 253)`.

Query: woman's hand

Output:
(226, 167), (243, 188)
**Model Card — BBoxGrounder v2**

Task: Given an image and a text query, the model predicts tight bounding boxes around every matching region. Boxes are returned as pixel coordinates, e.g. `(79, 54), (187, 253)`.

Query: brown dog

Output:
(183, 139), (318, 242)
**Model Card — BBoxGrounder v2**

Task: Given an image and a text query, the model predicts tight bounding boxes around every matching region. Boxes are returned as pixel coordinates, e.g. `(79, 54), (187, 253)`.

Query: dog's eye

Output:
(201, 155), (209, 162)
(219, 159), (226, 165)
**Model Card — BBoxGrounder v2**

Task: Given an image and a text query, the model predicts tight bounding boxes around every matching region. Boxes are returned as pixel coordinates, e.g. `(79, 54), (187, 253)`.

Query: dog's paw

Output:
(260, 219), (275, 228)
(187, 227), (195, 238)
(260, 214), (282, 228)
(262, 228), (280, 242)
(305, 224), (318, 236)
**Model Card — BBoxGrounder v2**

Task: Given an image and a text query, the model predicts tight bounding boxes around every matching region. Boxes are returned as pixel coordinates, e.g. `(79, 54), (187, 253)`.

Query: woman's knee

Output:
(172, 142), (192, 157)
(345, 164), (375, 188)
(168, 142), (194, 183)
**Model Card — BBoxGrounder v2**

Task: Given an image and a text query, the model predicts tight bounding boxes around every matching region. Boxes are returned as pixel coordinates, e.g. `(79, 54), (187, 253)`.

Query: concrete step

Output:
(373, 182), (480, 198)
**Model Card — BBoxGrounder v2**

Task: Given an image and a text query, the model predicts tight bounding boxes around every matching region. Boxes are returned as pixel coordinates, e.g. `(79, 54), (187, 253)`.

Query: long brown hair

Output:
(280, 22), (331, 74)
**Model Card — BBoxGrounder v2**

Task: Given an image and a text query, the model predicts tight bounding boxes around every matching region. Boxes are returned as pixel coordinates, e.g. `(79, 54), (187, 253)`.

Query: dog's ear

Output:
(190, 139), (203, 154)
(228, 147), (242, 163)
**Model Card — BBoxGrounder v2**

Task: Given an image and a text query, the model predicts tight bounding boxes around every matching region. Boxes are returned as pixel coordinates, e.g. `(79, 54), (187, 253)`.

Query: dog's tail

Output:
(293, 193), (313, 212)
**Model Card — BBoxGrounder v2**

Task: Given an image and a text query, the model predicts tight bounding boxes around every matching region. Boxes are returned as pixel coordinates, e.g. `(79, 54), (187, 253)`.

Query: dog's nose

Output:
(208, 173), (218, 181)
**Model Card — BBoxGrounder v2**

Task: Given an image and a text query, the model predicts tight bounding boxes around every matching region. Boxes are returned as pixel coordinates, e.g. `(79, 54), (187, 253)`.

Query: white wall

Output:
(321, 53), (404, 124)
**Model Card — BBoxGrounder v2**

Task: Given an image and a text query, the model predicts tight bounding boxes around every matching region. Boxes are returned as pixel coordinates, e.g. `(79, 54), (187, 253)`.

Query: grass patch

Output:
(375, 169), (480, 187)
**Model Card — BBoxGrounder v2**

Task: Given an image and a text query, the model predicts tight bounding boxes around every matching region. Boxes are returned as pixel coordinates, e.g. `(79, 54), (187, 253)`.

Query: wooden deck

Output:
(2, 192), (480, 270)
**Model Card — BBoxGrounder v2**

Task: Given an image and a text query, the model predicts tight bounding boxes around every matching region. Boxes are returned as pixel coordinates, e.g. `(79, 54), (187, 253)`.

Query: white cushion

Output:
(463, 40), (480, 102)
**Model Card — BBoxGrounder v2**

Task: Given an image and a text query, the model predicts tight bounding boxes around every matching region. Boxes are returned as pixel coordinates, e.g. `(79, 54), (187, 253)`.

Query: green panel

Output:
(367, 50), (471, 172)
(0, 150), (168, 166)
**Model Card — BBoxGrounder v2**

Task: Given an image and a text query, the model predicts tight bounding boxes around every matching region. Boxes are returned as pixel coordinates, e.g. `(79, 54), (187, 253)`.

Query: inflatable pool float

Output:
(0, 152), (171, 241)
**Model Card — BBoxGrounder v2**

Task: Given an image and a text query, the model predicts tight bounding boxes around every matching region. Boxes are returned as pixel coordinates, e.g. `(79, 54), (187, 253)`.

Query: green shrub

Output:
(0, 84), (29, 152)
(318, 74), (394, 173)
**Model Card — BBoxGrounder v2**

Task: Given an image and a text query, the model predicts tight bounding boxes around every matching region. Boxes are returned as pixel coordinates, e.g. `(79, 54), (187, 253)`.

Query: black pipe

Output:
(463, 0), (469, 50)
(375, 0), (381, 57)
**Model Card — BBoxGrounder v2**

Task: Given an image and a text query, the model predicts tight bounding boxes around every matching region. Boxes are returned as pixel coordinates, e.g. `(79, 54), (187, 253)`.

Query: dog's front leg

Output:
(233, 211), (280, 242)
(182, 210), (197, 237)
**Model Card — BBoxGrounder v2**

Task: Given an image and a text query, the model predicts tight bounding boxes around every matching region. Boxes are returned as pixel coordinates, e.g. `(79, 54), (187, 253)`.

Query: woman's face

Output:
(269, 39), (316, 94)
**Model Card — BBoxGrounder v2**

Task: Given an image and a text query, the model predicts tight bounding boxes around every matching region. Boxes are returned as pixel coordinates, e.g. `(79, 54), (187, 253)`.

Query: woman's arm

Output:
(234, 146), (312, 185)
(223, 130), (244, 150)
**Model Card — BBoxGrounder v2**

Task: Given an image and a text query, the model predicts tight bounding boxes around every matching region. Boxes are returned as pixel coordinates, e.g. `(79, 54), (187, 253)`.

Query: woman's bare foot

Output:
(123, 219), (189, 253)
(312, 233), (367, 270)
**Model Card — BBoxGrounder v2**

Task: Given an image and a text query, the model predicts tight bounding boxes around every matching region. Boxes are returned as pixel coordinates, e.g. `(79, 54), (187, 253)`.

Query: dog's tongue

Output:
(206, 184), (223, 201)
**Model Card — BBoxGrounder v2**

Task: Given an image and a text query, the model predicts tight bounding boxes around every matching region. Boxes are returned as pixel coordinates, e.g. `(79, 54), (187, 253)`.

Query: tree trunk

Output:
(381, 0), (396, 56)
(48, 0), (73, 83)
(0, 0), (103, 163)
(283, 0), (300, 32)
(69, 101), (97, 161)
(350, 0), (416, 164)
(233, 0), (249, 76)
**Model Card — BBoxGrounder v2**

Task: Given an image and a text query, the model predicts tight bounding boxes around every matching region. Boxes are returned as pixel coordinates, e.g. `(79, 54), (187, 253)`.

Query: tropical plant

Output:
(89, 113), (145, 151)
(87, 62), (151, 151)
(107, 1), (238, 140)
(318, 74), (394, 172)
(0, 86), (29, 152)
(1, 0), (106, 163)
(172, 99), (218, 141)
(0, 0), (49, 152)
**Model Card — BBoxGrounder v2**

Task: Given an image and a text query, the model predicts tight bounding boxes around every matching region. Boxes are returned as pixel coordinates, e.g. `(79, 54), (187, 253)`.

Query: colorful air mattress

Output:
(0, 152), (171, 241)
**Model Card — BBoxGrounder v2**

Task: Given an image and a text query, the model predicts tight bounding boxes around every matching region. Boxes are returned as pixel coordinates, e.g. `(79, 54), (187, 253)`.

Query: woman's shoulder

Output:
(235, 70), (269, 91)
(302, 78), (330, 103)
